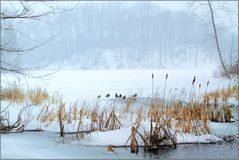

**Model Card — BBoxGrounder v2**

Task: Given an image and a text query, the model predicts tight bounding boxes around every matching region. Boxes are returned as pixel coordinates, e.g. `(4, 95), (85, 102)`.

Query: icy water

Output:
(1, 131), (238, 159)
(138, 141), (238, 159)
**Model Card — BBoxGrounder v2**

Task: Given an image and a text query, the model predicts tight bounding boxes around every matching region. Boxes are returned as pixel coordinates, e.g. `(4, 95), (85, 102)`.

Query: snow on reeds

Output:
(1, 75), (238, 151)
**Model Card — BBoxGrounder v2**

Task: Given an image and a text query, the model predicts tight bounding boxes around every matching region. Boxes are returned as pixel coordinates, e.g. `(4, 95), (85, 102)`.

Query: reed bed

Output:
(23, 82), (237, 144)
(1, 84), (25, 103)
(2, 77), (237, 153)
(28, 88), (49, 105)
(1, 85), (49, 105)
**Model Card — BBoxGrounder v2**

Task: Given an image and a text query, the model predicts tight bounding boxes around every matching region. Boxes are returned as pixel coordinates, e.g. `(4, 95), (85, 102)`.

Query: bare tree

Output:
(0, 1), (79, 77)
(207, 0), (231, 80)
(0, 1), (79, 133)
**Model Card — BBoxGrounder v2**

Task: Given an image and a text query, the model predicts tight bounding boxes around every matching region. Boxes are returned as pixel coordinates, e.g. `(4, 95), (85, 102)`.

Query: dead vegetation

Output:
(105, 107), (122, 130)
(202, 83), (238, 122)
(1, 84), (49, 104)
(1, 76), (237, 153)
(28, 88), (49, 105)
(220, 62), (239, 77)
(1, 84), (25, 103)
(0, 104), (34, 133)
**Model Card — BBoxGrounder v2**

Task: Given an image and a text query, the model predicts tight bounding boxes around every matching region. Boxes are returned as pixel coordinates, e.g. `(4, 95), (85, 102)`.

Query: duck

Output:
(131, 93), (137, 98)
(119, 94), (122, 98)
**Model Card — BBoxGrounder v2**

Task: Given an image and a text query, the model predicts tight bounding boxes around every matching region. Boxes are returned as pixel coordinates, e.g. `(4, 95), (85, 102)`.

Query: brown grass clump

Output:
(204, 84), (238, 106)
(1, 85), (25, 103)
(1, 84), (50, 105)
(167, 100), (211, 135)
(28, 88), (49, 105)
(76, 107), (85, 138)
(129, 126), (138, 153)
(123, 98), (136, 113)
(71, 102), (78, 121)
(105, 107), (122, 130)
(210, 105), (233, 122)
(202, 84), (237, 122)
(148, 100), (165, 122)
(37, 104), (56, 127)
(202, 94), (210, 106)
(90, 108), (99, 131)
(170, 100), (183, 120)
(150, 120), (177, 147)
(49, 92), (63, 105)
(135, 107), (143, 126)
(125, 125), (146, 153)
(98, 110), (106, 131)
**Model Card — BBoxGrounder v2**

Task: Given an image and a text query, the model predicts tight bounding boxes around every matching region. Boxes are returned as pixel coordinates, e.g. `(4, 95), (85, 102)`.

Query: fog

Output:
(2, 1), (238, 70)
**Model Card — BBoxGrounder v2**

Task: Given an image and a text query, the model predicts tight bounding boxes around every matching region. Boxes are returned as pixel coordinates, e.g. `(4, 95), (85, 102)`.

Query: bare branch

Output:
(0, 32), (59, 54)
(207, 0), (231, 80)
(0, 1), (79, 78)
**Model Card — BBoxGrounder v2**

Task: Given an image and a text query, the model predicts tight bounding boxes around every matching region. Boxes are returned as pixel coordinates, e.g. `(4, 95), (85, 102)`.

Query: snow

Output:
(80, 124), (223, 146)
(210, 121), (238, 136)
(1, 68), (232, 102)
(1, 68), (238, 158)
(227, 97), (239, 107)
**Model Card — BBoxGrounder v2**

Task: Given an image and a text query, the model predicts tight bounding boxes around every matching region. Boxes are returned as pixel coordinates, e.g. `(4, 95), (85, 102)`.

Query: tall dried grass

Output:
(1, 85), (25, 103)
(57, 102), (66, 137)
(105, 107), (122, 130)
(1, 85), (49, 105)
(28, 88), (49, 105)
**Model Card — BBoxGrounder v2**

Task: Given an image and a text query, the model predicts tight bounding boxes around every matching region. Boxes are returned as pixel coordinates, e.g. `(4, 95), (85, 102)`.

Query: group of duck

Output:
(97, 93), (137, 99)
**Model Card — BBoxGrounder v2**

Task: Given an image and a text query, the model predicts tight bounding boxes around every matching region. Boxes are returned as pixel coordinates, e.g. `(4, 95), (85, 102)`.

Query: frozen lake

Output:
(1, 68), (238, 159)
(1, 131), (238, 159)
(2, 68), (232, 102)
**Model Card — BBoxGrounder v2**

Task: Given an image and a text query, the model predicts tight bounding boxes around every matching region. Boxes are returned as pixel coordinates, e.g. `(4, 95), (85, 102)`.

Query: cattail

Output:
(192, 76), (196, 85)
(189, 76), (196, 102)
(150, 74), (155, 149)
(163, 73), (168, 104)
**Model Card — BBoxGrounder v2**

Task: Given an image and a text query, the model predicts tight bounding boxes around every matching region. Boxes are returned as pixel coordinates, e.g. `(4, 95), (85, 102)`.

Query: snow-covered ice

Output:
(1, 68), (238, 159)
(1, 68), (233, 102)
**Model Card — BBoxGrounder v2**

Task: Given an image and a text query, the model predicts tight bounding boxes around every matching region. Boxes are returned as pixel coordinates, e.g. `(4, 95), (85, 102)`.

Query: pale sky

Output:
(152, 1), (188, 11)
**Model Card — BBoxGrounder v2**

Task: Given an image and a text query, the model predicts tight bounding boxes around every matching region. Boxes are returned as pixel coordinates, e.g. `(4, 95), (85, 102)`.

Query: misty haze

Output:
(1, 1), (238, 159)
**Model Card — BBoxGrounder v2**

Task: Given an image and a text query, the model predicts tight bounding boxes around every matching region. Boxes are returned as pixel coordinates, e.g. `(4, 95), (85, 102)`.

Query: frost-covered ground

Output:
(1, 68), (238, 159)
